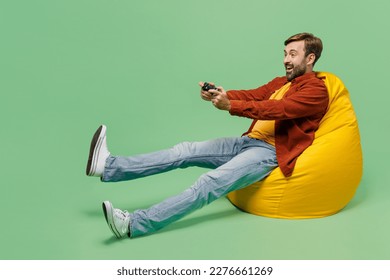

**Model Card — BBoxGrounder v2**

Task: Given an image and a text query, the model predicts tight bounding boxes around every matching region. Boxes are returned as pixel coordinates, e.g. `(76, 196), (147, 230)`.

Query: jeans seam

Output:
(110, 153), (238, 171)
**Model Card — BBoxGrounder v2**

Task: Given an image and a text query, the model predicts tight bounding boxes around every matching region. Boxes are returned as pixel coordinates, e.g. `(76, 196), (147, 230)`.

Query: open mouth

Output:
(285, 64), (293, 73)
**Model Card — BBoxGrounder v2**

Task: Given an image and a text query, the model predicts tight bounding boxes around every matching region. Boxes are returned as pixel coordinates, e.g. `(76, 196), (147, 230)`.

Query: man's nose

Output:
(284, 55), (290, 64)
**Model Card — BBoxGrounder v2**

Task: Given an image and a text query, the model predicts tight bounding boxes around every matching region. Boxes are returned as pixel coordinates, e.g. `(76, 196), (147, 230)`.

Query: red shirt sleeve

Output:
(228, 76), (328, 121)
(227, 76), (286, 101)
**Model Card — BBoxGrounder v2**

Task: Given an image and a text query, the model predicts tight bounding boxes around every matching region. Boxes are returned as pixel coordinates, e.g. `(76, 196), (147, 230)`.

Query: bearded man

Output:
(86, 32), (328, 239)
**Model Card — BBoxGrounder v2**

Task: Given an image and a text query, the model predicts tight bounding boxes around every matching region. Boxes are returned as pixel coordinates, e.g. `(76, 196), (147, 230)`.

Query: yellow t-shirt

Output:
(248, 82), (291, 146)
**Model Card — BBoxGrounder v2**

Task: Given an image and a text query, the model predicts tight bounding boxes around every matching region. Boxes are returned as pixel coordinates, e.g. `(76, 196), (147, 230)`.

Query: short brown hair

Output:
(284, 33), (323, 66)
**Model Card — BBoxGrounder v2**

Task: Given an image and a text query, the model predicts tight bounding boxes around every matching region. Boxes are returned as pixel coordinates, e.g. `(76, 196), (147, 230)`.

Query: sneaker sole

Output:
(86, 125), (106, 176)
(102, 201), (121, 238)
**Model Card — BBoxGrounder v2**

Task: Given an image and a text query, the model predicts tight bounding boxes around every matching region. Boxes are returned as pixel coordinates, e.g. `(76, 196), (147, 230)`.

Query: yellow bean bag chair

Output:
(227, 72), (363, 218)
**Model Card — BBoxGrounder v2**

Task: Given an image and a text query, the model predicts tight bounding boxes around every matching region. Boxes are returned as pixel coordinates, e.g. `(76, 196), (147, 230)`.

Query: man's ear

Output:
(306, 53), (316, 66)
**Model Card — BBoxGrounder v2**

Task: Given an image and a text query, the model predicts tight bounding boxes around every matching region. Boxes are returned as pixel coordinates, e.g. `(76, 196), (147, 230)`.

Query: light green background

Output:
(1, 0), (389, 259)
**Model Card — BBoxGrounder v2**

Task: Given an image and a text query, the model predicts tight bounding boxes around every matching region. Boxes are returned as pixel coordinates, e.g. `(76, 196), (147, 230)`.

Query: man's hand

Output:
(199, 82), (214, 101)
(199, 82), (231, 111)
(210, 87), (231, 111)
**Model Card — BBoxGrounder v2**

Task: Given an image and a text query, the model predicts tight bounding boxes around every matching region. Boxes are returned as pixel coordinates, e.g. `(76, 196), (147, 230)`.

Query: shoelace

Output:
(114, 209), (129, 221)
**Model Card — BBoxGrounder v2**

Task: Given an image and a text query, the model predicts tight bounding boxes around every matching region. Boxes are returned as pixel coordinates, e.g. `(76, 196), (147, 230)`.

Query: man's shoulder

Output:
(294, 72), (325, 86)
(262, 73), (326, 92)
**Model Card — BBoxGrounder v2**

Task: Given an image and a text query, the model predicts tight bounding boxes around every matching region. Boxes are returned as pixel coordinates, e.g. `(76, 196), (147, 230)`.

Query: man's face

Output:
(284, 40), (310, 81)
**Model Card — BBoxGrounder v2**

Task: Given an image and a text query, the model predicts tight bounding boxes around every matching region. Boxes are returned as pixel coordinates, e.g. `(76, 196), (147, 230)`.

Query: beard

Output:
(285, 61), (307, 81)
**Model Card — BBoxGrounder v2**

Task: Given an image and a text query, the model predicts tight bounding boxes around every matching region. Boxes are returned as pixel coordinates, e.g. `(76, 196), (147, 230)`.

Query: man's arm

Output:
(226, 76), (287, 101)
(229, 80), (328, 120)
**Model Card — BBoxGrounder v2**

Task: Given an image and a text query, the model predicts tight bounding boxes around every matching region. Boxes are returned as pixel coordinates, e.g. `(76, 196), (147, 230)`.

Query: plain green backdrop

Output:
(1, 0), (389, 259)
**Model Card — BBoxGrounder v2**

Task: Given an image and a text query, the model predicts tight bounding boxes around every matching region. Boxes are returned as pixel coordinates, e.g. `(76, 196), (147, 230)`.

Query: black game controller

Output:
(202, 82), (217, 92)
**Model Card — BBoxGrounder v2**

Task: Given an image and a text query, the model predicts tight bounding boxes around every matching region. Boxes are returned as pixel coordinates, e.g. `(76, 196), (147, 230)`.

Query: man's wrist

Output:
(228, 100), (242, 115)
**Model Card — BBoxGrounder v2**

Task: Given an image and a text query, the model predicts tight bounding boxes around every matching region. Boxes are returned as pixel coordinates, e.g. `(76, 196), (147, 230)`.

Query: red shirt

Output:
(227, 72), (329, 177)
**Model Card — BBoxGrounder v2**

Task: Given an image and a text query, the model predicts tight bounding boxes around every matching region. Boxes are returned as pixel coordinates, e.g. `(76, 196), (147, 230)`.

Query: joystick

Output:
(202, 82), (217, 92)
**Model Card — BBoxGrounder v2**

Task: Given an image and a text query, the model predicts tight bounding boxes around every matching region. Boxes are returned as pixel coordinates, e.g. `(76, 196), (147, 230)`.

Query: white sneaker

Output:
(102, 201), (131, 238)
(86, 125), (110, 177)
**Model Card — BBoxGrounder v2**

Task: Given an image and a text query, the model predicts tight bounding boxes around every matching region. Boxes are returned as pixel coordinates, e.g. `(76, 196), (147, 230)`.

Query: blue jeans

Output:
(102, 136), (278, 237)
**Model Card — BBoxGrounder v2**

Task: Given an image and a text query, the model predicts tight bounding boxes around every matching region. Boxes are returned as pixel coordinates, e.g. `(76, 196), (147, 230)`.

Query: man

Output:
(86, 32), (329, 239)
